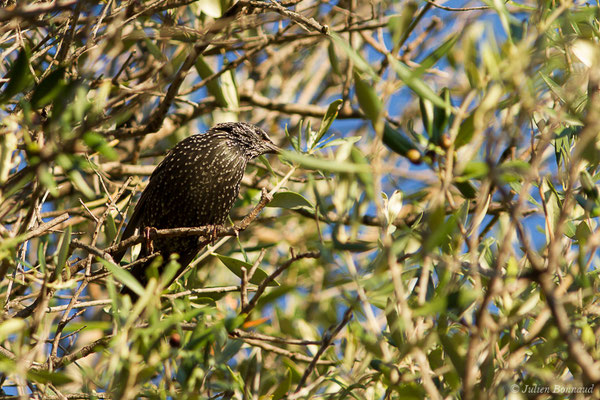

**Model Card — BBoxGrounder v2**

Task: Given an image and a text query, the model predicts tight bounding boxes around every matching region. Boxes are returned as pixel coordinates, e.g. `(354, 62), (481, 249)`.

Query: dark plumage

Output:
(114, 122), (279, 296)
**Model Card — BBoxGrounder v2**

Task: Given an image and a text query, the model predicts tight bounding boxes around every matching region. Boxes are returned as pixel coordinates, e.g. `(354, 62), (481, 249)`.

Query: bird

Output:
(113, 122), (279, 298)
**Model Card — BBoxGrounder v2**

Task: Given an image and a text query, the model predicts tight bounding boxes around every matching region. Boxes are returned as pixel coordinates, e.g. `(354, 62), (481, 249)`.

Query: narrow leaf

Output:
(312, 99), (343, 148)
(414, 34), (458, 75)
(0, 48), (32, 103)
(330, 32), (378, 80)
(37, 240), (47, 274)
(105, 213), (117, 244)
(387, 54), (449, 110)
(215, 254), (278, 286)
(354, 71), (382, 122)
(27, 370), (73, 386)
(196, 56), (228, 107)
(31, 67), (66, 109)
(56, 225), (72, 279)
(272, 368), (292, 400)
(97, 257), (146, 297)
(281, 150), (370, 173)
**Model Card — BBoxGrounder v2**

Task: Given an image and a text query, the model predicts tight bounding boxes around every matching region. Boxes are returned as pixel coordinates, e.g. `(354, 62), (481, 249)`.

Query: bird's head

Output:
(213, 122), (280, 160)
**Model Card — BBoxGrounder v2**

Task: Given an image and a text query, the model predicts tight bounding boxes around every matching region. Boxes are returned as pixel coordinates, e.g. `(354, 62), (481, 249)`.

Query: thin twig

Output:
(294, 305), (354, 393)
(242, 250), (320, 314)
(18, 213), (69, 244)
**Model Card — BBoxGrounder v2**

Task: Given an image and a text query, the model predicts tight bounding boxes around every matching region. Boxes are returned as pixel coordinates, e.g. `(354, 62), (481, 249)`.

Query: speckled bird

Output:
(114, 122), (279, 294)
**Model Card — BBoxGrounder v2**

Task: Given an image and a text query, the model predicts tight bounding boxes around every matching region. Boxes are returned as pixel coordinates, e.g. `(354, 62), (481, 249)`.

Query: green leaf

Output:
(220, 69), (238, 109)
(97, 257), (146, 297)
(330, 32), (378, 80)
(0, 133), (17, 185)
(331, 235), (376, 252)
(454, 113), (475, 148)
(311, 99), (343, 149)
(196, 56), (228, 107)
(0, 318), (25, 342)
(217, 339), (244, 364)
(267, 191), (313, 209)
(37, 240), (47, 274)
(318, 135), (361, 150)
(395, 383), (426, 399)
(281, 150), (370, 173)
(455, 161), (489, 182)
(387, 2), (418, 48)
(540, 72), (567, 104)
(498, 160), (530, 183)
(83, 131), (118, 160)
(38, 169), (59, 197)
(160, 256), (181, 288)
(27, 370), (73, 386)
(413, 296), (448, 317)
(105, 213), (117, 244)
(554, 127), (574, 168)
(439, 332), (466, 376)
(284, 124), (300, 152)
(454, 181), (477, 199)
(351, 146), (375, 199)
(50, 80), (83, 123)
(56, 225), (72, 279)
(424, 210), (457, 252)
(576, 221), (591, 245)
(272, 368), (292, 400)
(419, 97), (434, 137)
(0, 48), (33, 104)
(215, 254), (278, 286)
(327, 42), (341, 76)
(143, 37), (166, 62)
(30, 67), (66, 109)
(387, 54), (450, 111)
(414, 34), (458, 75)
(354, 71), (382, 122)
(68, 169), (95, 199)
(432, 88), (452, 144)
(385, 298), (404, 348)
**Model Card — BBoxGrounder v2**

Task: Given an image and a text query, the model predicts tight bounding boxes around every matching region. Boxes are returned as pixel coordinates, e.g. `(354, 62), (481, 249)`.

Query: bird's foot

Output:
(210, 225), (220, 245)
(143, 226), (157, 254)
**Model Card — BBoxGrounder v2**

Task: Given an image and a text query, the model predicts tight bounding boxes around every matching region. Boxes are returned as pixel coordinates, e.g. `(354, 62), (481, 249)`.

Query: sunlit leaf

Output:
(311, 99), (343, 149)
(267, 191), (313, 209)
(281, 150), (370, 173)
(387, 2), (418, 48)
(387, 54), (450, 110)
(330, 32), (378, 80)
(56, 225), (72, 279)
(354, 71), (382, 122)
(97, 257), (146, 297)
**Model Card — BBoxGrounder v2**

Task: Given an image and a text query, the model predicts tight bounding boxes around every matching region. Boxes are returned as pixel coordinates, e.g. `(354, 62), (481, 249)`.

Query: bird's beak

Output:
(265, 141), (281, 154)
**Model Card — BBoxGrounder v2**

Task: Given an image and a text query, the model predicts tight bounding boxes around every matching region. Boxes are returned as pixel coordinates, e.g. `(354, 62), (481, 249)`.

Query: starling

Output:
(114, 122), (279, 296)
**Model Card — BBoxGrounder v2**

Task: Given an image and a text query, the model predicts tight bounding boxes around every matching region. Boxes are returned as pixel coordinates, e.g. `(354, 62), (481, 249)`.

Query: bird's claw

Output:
(204, 225), (220, 245)
(143, 226), (157, 254)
